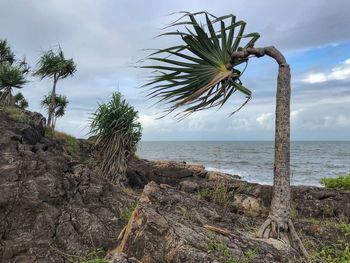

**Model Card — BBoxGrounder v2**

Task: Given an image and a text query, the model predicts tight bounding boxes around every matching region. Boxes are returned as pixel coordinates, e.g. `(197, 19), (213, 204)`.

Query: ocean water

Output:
(137, 141), (350, 186)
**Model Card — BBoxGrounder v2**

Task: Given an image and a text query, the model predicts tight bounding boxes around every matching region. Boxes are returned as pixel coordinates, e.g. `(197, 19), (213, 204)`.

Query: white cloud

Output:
(256, 113), (273, 128)
(303, 73), (327, 84)
(291, 109), (303, 123)
(302, 58), (350, 83)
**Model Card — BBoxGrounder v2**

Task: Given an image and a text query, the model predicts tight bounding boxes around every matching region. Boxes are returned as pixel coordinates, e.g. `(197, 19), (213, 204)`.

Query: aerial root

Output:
(256, 217), (309, 259)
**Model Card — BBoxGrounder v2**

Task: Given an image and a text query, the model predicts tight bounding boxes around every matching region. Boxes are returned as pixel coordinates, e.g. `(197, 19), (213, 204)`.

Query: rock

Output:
(0, 109), (135, 263)
(115, 181), (300, 263)
(179, 180), (200, 192)
(126, 159), (206, 188)
(2, 108), (350, 263)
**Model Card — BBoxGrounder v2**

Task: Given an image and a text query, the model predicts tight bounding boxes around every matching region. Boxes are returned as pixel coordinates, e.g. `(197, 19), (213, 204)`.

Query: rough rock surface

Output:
(117, 181), (300, 263)
(1, 108), (350, 263)
(0, 109), (134, 263)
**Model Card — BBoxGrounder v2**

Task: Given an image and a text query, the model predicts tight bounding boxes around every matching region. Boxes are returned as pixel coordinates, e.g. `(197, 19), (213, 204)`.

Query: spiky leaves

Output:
(0, 63), (28, 106)
(41, 94), (69, 128)
(143, 12), (260, 117)
(33, 47), (76, 80)
(89, 92), (142, 184)
(33, 47), (76, 128)
(14, 92), (28, 109)
(0, 40), (15, 65)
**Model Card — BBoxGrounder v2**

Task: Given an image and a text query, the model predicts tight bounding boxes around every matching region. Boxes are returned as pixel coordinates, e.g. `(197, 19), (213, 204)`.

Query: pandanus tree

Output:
(14, 92), (29, 109)
(142, 12), (308, 257)
(89, 92), (142, 184)
(0, 40), (29, 106)
(0, 62), (28, 106)
(41, 94), (69, 129)
(33, 47), (76, 128)
(0, 40), (15, 64)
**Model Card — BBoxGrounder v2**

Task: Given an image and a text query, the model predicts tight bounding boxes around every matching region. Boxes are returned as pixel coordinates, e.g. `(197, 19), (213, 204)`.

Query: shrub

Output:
(89, 92), (142, 184)
(196, 182), (230, 205)
(320, 174), (350, 191)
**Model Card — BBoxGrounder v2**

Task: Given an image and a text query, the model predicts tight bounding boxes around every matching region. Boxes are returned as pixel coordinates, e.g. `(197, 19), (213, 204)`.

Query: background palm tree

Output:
(0, 40), (29, 107)
(33, 47), (76, 128)
(41, 94), (69, 129)
(0, 62), (28, 106)
(0, 39), (15, 65)
(89, 92), (142, 185)
(14, 92), (28, 109)
(142, 12), (308, 257)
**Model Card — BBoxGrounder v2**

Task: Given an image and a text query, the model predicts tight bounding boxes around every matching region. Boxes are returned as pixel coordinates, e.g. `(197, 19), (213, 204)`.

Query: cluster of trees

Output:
(0, 39), (75, 129)
(1, 11), (309, 258)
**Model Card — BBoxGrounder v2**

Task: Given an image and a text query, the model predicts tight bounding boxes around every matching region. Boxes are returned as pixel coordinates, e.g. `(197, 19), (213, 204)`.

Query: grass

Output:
(196, 182), (231, 205)
(46, 128), (80, 159)
(320, 174), (350, 191)
(207, 240), (255, 263)
(75, 249), (108, 263)
(120, 203), (137, 224)
(310, 240), (350, 263)
(5, 106), (30, 124)
(178, 206), (191, 220)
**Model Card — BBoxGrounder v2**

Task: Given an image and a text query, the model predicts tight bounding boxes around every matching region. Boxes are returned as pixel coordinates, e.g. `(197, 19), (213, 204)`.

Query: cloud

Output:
(1, 0), (350, 140)
(302, 58), (350, 83)
(256, 113), (273, 129)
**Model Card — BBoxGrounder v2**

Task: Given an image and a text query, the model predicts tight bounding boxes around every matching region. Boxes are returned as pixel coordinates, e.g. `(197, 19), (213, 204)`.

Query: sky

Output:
(1, 0), (350, 141)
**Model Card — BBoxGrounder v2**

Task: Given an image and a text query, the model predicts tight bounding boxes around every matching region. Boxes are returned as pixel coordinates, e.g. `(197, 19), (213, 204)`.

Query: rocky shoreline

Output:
(1, 109), (350, 262)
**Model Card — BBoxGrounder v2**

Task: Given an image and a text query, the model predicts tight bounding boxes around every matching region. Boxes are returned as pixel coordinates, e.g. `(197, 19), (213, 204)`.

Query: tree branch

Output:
(230, 46), (287, 66)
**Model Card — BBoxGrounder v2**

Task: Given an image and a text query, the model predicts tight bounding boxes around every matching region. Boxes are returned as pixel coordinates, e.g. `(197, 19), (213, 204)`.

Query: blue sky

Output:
(1, 0), (349, 140)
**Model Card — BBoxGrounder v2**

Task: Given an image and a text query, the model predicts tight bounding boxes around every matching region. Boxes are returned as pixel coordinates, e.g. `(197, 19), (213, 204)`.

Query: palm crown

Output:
(143, 12), (260, 117)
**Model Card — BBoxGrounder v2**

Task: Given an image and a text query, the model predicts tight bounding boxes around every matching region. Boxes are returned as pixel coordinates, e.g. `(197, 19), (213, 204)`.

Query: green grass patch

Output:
(196, 182), (230, 205)
(46, 128), (80, 159)
(311, 240), (350, 263)
(75, 248), (108, 263)
(207, 240), (255, 263)
(320, 174), (350, 191)
(5, 106), (30, 124)
(120, 202), (137, 224)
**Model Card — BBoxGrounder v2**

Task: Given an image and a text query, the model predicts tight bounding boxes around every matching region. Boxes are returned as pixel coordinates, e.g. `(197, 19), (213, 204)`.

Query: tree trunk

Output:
(0, 87), (14, 106)
(230, 46), (308, 258)
(47, 77), (57, 128)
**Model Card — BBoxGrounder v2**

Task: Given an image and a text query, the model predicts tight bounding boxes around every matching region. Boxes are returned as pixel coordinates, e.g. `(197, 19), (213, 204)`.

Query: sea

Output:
(137, 141), (350, 186)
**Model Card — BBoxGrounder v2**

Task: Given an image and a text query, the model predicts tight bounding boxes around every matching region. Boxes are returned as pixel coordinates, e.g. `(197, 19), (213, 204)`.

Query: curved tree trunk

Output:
(47, 77), (57, 128)
(0, 87), (15, 106)
(231, 46), (308, 258)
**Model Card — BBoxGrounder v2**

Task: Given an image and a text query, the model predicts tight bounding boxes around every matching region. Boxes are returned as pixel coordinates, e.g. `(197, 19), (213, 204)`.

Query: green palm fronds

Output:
(0, 39), (15, 65)
(143, 11), (260, 117)
(0, 62), (27, 89)
(33, 47), (76, 79)
(89, 92), (142, 184)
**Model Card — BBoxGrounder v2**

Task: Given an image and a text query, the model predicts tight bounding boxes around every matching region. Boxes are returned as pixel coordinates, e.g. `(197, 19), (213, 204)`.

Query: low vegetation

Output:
(310, 240), (350, 263)
(45, 128), (80, 159)
(196, 182), (231, 205)
(5, 106), (30, 123)
(76, 249), (108, 263)
(320, 174), (350, 191)
(89, 92), (142, 184)
(207, 240), (255, 263)
(120, 202), (137, 224)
